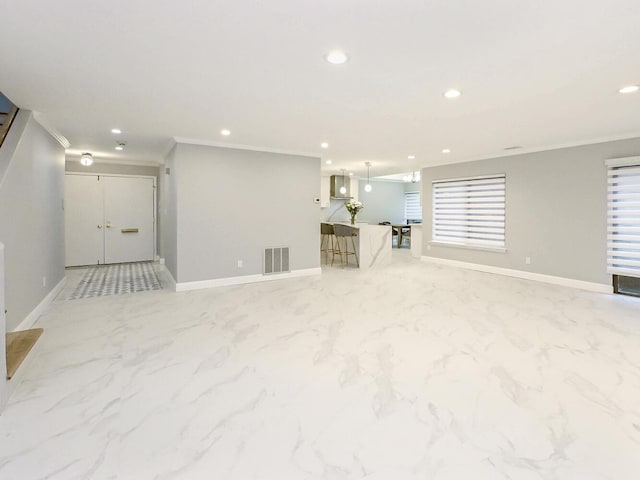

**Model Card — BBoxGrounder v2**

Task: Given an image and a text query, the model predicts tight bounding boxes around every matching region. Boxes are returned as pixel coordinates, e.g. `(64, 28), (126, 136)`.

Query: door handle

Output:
(106, 221), (112, 229)
(97, 224), (103, 229)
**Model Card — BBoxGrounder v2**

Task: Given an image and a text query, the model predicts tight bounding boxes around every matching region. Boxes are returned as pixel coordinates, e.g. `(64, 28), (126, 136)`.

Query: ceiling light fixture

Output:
(408, 155), (416, 160)
(325, 50), (348, 65)
(403, 171), (420, 183)
(321, 142), (329, 149)
(115, 143), (125, 151)
(444, 89), (462, 98)
(364, 161), (373, 193)
(619, 85), (639, 94)
(221, 129), (231, 136)
(340, 169), (347, 195)
(111, 128), (122, 134)
(80, 153), (93, 166)
(442, 148), (451, 153)
(325, 159), (332, 165)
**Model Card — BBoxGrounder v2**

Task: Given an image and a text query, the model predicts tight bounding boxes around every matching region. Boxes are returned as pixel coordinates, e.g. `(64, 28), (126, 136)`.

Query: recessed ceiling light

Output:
(221, 129), (231, 136)
(408, 155), (416, 160)
(111, 128), (122, 134)
(619, 85), (639, 94)
(349, 172), (353, 176)
(321, 142), (329, 149)
(444, 89), (462, 98)
(325, 159), (332, 165)
(115, 143), (125, 151)
(325, 50), (348, 65)
(442, 149), (451, 154)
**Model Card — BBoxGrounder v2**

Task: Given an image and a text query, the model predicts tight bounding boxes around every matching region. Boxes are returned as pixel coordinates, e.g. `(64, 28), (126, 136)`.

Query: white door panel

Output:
(104, 176), (155, 264)
(65, 175), (104, 266)
(65, 174), (155, 266)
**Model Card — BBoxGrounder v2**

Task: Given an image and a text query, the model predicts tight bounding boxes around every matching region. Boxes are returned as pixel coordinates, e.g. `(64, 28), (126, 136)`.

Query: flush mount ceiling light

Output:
(442, 148), (451, 154)
(364, 161), (373, 193)
(220, 129), (231, 136)
(325, 50), (348, 65)
(115, 143), (125, 151)
(444, 89), (462, 98)
(619, 85), (639, 94)
(325, 159), (332, 165)
(339, 168), (347, 194)
(321, 142), (329, 149)
(408, 155), (416, 160)
(111, 128), (122, 134)
(80, 152), (93, 166)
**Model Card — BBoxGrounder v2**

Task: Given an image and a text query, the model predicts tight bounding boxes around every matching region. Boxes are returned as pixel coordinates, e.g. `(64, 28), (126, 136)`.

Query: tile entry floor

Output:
(1, 253), (640, 479)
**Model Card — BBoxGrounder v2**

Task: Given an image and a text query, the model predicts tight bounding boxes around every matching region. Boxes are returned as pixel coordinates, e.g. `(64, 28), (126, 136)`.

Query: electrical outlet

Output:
(237, 260), (243, 268)
(427, 244), (431, 251)
(42, 276), (47, 287)
(525, 256), (531, 265)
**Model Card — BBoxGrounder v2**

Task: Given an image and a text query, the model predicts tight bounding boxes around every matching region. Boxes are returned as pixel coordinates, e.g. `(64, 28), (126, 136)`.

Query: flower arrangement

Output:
(345, 201), (364, 225)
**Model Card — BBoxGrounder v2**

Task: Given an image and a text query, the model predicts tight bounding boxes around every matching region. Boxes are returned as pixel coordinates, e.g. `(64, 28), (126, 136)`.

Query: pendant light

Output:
(364, 162), (373, 192)
(339, 169), (347, 195)
(80, 152), (93, 166)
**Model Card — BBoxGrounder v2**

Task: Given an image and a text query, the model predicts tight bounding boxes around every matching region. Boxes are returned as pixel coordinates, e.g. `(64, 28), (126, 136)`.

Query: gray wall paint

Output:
(161, 147), (178, 281)
(65, 161), (159, 178)
(169, 143), (320, 283)
(0, 111), (65, 331)
(357, 180), (405, 224)
(422, 137), (640, 285)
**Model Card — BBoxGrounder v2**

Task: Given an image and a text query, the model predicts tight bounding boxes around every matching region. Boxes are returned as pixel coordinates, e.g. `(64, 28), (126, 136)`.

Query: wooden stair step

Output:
(5, 328), (43, 379)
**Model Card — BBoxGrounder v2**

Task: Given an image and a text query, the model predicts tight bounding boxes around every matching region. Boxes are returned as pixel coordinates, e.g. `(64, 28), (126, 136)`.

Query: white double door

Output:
(65, 174), (155, 267)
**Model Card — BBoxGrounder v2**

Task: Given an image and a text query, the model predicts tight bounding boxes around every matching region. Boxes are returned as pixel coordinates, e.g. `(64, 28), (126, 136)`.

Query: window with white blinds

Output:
(405, 192), (421, 221)
(432, 174), (506, 249)
(607, 158), (640, 278)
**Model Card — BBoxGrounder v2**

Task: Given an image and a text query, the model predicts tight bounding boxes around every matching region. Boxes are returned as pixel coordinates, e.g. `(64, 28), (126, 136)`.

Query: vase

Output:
(350, 213), (356, 225)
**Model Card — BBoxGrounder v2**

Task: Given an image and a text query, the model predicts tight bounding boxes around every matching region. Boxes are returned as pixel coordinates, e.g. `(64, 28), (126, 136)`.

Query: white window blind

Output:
(607, 161), (640, 278)
(432, 174), (506, 249)
(405, 192), (421, 221)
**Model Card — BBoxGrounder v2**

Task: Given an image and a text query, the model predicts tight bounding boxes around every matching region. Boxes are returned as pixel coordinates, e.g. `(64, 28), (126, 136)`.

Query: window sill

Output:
(429, 241), (507, 254)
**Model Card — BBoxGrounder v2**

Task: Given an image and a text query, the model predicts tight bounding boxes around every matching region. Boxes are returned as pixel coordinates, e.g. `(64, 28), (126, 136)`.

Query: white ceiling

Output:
(1, 0), (639, 177)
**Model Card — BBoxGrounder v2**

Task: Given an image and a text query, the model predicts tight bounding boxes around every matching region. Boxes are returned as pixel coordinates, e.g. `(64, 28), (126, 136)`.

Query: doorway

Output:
(65, 174), (156, 266)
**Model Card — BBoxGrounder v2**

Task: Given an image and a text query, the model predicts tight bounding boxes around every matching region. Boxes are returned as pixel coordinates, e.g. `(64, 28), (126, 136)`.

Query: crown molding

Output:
(172, 137), (320, 159)
(428, 131), (640, 168)
(32, 112), (70, 148)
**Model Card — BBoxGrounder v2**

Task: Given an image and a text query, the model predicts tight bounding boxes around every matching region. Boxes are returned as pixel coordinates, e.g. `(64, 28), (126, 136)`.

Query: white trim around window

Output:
(606, 157), (640, 278)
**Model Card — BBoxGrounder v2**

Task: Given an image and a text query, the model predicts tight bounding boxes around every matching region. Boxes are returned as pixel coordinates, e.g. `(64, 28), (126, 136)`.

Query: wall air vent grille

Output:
(264, 247), (290, 275)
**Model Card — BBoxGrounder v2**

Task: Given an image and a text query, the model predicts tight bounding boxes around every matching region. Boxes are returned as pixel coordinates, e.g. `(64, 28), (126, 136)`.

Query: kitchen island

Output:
(326, 223), (392, 269)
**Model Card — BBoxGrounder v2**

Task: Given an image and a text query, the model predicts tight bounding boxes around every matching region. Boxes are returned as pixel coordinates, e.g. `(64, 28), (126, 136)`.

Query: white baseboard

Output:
(158, 264), (177, 291)
(14, 277), (66, 331)
(175, 268), (322, 292)
(421, 256), (613, 294)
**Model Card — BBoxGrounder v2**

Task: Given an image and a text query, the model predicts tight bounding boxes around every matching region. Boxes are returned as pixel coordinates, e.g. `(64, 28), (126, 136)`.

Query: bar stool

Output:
(320, 223), (338, 264)
(333, 224), (359, 267)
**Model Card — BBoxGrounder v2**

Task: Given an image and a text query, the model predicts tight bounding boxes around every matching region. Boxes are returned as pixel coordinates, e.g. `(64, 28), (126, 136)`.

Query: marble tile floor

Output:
(1, 253), (640, 479)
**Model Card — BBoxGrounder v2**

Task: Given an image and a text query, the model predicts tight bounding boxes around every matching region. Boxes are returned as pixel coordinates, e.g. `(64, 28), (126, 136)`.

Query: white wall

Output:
(0, 243), (6, 412)
(0, 111), (66, 331)
(166, 143), (320, 284)
(422, 137), (640, 285)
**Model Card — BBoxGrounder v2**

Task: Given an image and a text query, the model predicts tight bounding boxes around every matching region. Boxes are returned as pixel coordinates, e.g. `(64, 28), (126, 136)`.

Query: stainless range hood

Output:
(330, 175), (352, 199)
